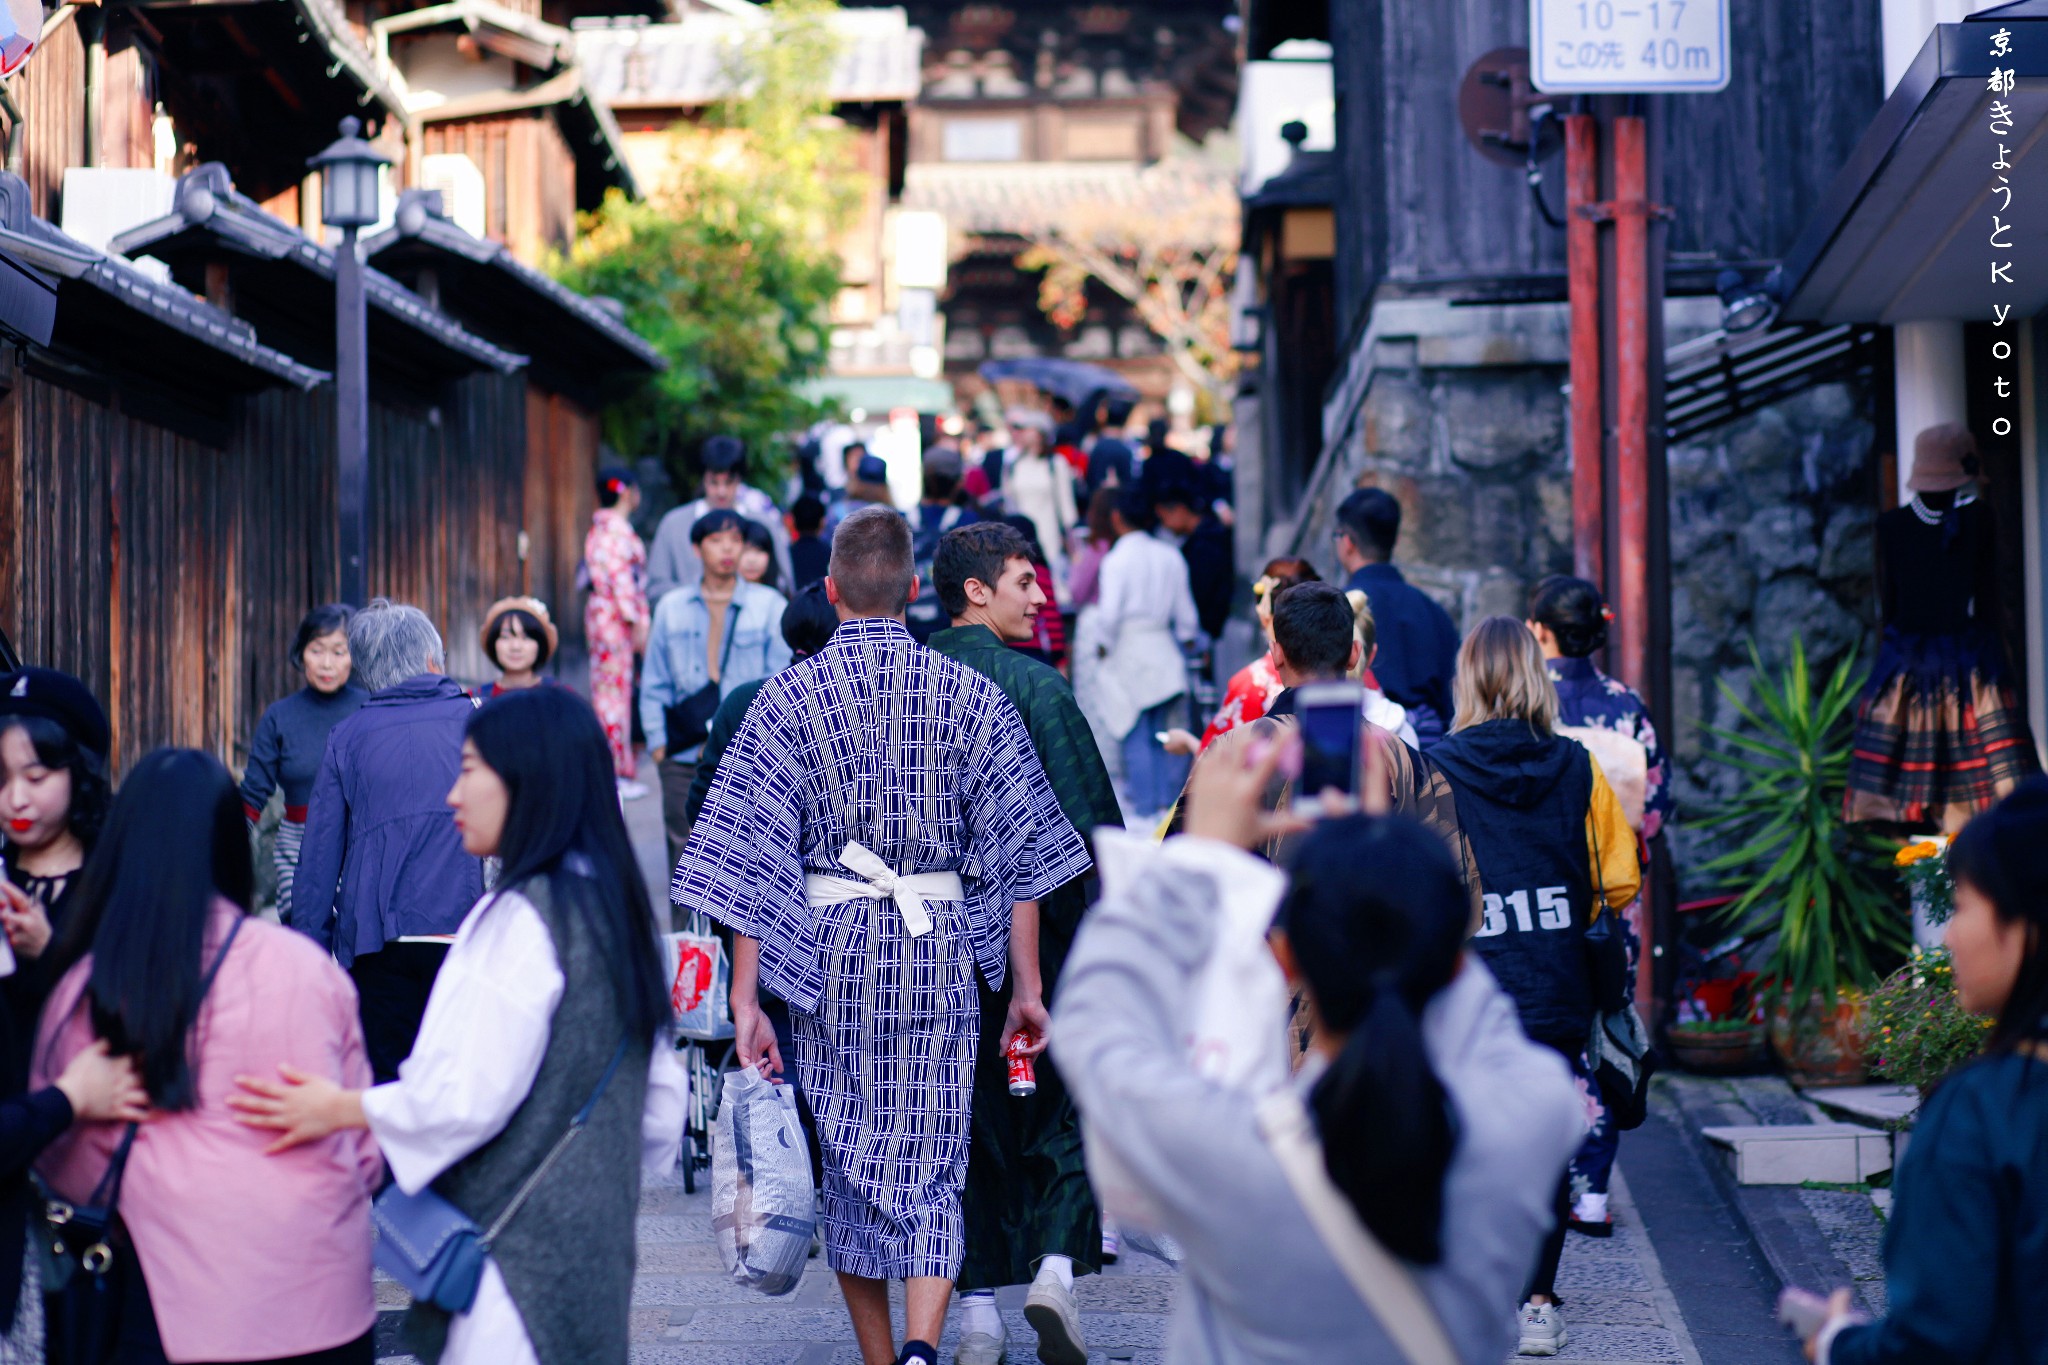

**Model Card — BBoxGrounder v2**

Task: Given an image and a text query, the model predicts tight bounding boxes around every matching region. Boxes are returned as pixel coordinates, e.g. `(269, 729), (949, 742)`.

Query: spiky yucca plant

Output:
(1697, 637), (1908, 1006)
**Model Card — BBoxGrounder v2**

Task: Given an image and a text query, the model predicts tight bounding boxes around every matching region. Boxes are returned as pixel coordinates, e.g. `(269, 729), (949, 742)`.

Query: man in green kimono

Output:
(928, 522), (1122, 1365)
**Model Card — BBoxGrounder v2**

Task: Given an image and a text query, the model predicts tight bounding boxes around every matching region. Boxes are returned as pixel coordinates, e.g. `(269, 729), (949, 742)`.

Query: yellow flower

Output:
(1896, 840), (1942, 867)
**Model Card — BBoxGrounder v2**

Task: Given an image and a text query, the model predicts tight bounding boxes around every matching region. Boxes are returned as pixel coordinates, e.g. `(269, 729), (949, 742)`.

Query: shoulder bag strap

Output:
(482, 1037), (632, 1248)
(713, 601), (739, 682)
(91, 915), (248, 1215)
(1254, 1091), (1459, 1365)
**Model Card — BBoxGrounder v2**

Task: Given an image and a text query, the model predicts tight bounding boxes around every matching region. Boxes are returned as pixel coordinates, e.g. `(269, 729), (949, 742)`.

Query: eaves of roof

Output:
(109, 166), (525, 374)
(0, 222), (329, 390)
(362, 199), (664, 374)
(408, 69), (641, 201)
(574, 8), (924, 109)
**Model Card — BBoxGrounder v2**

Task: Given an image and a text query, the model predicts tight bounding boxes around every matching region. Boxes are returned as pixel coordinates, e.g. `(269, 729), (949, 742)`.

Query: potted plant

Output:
(1895, 836), (1953, 949)
(1697, 638), (1911, 1086)
(1868, 946), (1991, 1097)
(1667, 1017), (1769, 1073)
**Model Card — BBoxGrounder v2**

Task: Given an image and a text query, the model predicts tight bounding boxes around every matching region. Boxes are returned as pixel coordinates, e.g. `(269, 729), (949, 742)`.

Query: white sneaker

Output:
(952, 1327), (1006, 1365)
(1099, 1230), (1119, 1264)
(1517, 1300), (1567, 1356)
(616, 779), (649, 800)
(1023, 1278), (1087, 1365)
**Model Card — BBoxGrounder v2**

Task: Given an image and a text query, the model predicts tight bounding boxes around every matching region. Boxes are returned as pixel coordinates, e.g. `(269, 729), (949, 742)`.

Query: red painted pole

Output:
(1566, 114), (1604, 588)
(1613, 115), (1650, 699)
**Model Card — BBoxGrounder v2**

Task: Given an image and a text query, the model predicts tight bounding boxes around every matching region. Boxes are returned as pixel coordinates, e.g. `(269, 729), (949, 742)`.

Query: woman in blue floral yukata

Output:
(1527, 575), (1673, 1239)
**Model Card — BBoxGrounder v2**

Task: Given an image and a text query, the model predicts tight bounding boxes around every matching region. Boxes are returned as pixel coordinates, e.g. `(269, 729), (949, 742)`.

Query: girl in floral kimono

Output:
(584, 466), (649, 794)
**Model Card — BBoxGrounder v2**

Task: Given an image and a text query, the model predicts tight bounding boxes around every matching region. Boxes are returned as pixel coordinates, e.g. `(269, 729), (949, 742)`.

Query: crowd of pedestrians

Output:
(0, 398), (2042, 1365)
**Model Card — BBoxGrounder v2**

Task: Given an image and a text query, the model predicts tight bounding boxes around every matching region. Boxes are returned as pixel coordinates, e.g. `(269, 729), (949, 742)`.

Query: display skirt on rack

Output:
(1846, 626), (2040, 830)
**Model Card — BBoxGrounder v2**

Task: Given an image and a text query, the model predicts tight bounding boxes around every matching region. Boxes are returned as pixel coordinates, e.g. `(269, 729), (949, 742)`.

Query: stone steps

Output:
(1699, 1122), (1894, 1185)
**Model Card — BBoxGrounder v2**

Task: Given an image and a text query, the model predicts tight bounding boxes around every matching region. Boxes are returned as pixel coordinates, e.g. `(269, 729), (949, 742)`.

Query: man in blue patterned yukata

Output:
(672, 506), (1091, 1365)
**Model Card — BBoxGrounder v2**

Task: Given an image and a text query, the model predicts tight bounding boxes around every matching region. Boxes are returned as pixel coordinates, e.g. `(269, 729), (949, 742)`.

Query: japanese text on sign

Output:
(1531, 0), (1730, 94)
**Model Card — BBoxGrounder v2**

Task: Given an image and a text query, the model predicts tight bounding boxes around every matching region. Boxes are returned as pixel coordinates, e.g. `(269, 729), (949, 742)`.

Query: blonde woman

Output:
(1344, 589), (1419, 748)
(1424, 616), (1637, 1357)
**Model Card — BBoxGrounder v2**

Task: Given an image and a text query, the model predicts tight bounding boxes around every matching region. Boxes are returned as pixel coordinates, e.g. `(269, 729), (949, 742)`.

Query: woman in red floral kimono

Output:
(584, 466), (650, 794)
(1196, 558), (1319, 749)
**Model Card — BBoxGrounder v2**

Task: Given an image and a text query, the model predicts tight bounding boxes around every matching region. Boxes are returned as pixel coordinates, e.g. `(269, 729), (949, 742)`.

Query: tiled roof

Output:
(0, 176), (326, 390)
(902, 157), (1238, 237)
(363, 189), (664, 373)
(110, 164), (526, 375)
(574, 7), (924, 108)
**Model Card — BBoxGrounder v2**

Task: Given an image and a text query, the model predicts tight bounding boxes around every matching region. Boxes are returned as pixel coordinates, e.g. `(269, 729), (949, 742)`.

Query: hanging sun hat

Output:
(479, 597), (559, 660)
(1907, 422), (1987, 493)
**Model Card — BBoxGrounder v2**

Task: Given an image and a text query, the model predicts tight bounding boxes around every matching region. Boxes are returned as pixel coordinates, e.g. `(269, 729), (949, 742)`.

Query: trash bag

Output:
(710, 1066), (815, 1296)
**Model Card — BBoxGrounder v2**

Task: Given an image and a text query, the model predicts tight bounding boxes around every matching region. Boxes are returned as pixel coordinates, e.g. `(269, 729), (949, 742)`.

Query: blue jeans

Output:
(1120, 699), (1191, 818)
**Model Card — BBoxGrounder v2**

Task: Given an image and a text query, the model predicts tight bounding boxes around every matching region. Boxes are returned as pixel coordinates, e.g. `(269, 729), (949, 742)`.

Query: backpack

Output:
(905, 505), (964, 641)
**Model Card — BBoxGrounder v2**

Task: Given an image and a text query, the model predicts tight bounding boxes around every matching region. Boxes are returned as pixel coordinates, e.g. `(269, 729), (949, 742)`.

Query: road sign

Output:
(1531, 0), (1730, 93)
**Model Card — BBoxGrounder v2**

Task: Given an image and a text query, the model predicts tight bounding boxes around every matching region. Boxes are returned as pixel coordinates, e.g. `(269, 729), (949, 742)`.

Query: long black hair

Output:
(1947, 776), (2048, 1053)
(46, 748), (254, 1110)
(1528, 574), (1609, 659)
(1275, 814), (1469, 1263)
(0, 715), (111, 853)
(466, 688), (670, 1042)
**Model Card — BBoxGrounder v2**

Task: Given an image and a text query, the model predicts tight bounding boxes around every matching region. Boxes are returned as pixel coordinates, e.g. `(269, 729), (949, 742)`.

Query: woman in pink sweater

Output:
(35, 749), (381, 1364)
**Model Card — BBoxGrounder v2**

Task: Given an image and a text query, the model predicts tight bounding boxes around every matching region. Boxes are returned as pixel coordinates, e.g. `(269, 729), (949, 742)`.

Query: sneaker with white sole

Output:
(1517, 1300), (1567, 1356)
(1099, 1230), (1119, 1265)
(1023, 1278), (1087, 1365)
(616, 779), (649, 800)
(952, 1328), (1006, 1365)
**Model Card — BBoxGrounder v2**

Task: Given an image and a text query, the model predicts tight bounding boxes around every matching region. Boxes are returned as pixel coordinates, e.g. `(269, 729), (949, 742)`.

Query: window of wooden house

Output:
(942, 117), (1025, 162)
(1062, 115), (1142, 162)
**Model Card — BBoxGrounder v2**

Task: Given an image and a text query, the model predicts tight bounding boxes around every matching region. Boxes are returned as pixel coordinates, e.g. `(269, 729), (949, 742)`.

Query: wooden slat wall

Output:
(0, 367), (532, 775)
(6, 21), (159, 221)
(523, 387), (598, 670)
(422, 112), (579, 266)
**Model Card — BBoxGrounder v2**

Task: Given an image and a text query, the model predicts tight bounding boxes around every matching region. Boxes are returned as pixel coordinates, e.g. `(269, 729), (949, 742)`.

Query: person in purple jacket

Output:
(290, 598), (484, 1083)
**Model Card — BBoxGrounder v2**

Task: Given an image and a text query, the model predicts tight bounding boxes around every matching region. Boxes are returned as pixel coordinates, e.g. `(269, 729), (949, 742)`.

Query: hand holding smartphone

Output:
(1294, 681), (1365, 815)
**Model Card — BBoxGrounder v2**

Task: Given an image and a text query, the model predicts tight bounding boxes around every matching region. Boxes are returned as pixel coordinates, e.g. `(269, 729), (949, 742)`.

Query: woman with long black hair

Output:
(35, 749), (382, 1364)
(232, 685), (684, 1365)
(1052, 730), (1584, 1364)
(1793, 777), (2048, 1365)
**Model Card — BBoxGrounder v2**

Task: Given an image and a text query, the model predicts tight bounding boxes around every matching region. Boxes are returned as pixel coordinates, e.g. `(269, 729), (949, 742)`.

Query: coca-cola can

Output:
(1006, 1033), (1037, 1097)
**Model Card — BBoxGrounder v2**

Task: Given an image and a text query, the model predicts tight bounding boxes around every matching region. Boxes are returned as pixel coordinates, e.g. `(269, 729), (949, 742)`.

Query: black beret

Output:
(701, 435), (745, 472)
(0, 667), (111, 759)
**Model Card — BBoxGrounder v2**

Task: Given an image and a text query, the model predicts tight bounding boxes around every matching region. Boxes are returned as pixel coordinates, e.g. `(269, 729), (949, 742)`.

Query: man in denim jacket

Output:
(641, 508), (791, 864)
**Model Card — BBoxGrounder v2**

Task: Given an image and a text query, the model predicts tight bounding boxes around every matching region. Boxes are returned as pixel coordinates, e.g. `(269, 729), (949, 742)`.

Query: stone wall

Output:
(1664, 380), (1881, 893)
(1292, 299), (1881, 894)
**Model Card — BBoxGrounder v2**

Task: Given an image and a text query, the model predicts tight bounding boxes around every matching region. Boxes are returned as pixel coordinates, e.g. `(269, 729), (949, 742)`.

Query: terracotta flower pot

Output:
(1667, 1025), (1769, 1075)
(1768, 991), (1870, 1087)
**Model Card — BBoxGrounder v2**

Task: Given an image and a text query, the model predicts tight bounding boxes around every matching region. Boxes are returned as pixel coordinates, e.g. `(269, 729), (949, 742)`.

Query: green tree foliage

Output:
(553, 0), (859, 490)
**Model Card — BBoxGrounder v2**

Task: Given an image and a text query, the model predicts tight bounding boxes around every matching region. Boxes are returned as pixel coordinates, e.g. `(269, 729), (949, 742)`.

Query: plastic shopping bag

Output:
(710, 1066), (814, 1296)
(664, 931), (734, 1041)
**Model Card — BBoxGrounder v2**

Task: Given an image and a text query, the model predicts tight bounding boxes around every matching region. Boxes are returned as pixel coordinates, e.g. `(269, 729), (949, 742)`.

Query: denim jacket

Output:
(638, 579), (790, 759)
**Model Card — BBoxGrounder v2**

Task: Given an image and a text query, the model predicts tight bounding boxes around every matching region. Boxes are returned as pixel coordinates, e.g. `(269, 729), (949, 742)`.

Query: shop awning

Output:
(1778, 7), (2048, 324)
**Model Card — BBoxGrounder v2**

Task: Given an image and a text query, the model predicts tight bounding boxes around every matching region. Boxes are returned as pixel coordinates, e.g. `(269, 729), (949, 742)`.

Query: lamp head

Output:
(309, 117), (392, 231)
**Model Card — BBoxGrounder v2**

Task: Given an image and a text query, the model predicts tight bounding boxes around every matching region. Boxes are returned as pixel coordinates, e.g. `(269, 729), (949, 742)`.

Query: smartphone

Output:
(1295, 681), (1365, 803)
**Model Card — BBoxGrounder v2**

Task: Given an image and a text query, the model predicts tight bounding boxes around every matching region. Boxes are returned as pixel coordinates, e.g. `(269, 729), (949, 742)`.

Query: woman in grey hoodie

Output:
(1052, 733), (1585, 1364)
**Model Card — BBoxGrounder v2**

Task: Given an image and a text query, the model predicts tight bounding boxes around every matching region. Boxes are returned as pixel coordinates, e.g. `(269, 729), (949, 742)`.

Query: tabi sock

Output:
(1572, 1192), (1610, 1223)
(958, 1291), (1002, 1339)
(1034, 1254), (1075, 1291)
(897, 1341), (938, 1365)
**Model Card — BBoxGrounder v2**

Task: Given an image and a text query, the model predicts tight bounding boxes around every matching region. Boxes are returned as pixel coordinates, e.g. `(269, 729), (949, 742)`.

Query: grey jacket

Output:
(1052, 837), (1585, 1365)
(645, 487), (793, 604)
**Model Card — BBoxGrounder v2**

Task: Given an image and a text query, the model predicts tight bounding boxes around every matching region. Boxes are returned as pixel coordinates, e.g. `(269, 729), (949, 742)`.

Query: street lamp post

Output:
(310, 117), (390, 608)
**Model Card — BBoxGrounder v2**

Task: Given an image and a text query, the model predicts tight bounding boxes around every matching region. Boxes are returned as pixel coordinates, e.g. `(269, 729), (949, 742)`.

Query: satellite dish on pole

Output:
(0, 0), (43, 77)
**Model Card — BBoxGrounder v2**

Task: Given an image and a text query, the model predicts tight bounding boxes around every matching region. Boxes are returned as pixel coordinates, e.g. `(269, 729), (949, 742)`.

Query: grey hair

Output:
(347, 598), (446, 692)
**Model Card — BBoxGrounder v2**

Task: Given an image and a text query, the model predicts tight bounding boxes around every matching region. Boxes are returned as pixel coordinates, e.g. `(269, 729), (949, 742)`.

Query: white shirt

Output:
(362, 888), (687, 1365)
(1095, 530), (1200, 649)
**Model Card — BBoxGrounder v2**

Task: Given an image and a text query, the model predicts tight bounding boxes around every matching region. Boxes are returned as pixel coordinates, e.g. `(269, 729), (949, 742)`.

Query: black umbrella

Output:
(977, 357), (1140, 407)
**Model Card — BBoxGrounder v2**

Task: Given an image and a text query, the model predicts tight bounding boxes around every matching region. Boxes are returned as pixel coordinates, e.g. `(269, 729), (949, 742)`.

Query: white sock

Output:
(1573, 1192), (1610, 1223)
(958, 1290), (1001, 1338)
(1035, 1254), (1075, 1290)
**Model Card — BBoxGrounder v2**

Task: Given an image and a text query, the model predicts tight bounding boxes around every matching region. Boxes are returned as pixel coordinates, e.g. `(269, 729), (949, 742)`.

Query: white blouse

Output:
(361, 888), (687, 1365)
